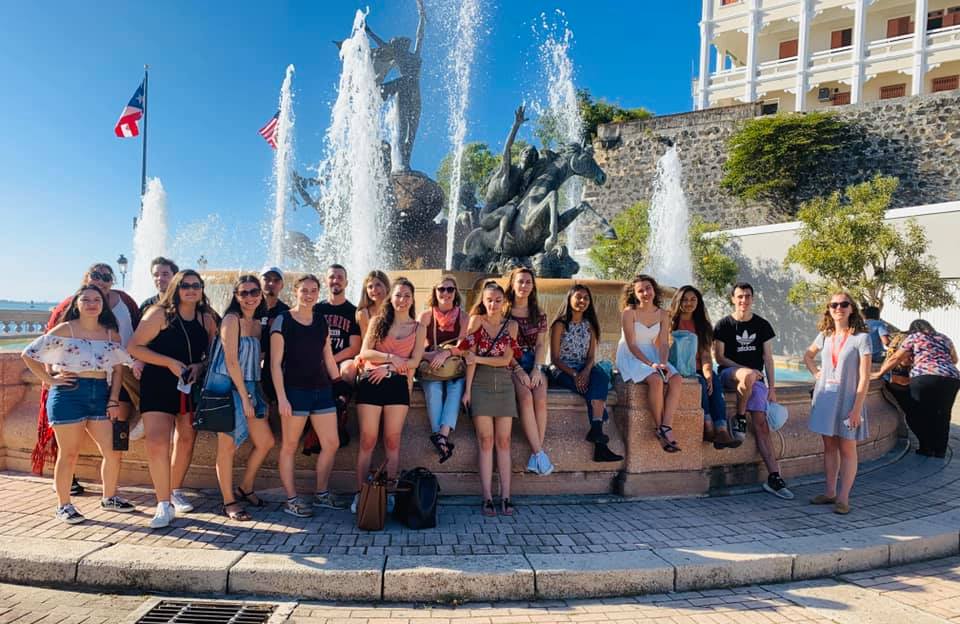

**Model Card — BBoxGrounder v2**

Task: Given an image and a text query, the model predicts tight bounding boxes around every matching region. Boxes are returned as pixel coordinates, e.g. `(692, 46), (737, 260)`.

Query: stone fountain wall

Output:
(582, 91), (960, 235)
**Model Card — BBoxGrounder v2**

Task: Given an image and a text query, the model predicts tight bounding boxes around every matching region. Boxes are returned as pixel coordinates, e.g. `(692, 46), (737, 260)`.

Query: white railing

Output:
(929, 23), (960, 49)
(758, 56), (798, 77)
(867, 34), (914, 58)
(809, 46), (852, 69)
(710, 66), (747, 87)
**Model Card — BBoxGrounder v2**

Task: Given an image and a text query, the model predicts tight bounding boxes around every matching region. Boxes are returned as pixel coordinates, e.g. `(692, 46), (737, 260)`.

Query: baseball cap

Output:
(260, 266), (284, 280)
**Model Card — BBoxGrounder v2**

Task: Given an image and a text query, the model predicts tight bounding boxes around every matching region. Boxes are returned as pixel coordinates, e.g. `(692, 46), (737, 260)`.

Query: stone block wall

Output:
(582, 91), (960, 234)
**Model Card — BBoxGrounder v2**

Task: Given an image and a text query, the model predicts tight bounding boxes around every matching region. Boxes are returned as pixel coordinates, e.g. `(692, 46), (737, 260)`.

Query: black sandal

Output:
(236, 486), (265, 507)
(500, 498), (515, 516)
(430, 433), (456, 463)
(222, 501), (252, 521)
(655, 425), (681, 453)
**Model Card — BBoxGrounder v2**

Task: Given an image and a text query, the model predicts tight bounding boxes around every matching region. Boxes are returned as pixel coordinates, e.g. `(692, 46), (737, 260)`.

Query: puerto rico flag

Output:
(114, 82), (144, 138)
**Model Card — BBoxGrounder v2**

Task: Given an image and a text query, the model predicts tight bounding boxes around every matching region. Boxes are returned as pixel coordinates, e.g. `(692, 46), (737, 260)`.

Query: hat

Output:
(260, 266), (284, 280)
(766, 402), (789, 432)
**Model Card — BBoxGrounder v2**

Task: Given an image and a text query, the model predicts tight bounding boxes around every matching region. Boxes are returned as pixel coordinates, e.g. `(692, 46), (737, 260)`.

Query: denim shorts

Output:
(287, 386), (336, 416)
(46, 378), (109, 426)
(206, 372), (267, 420)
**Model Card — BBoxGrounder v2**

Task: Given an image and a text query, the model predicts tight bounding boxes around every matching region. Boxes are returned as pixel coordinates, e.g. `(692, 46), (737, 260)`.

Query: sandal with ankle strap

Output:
(481, 499), (497, 517)
(222, 501), (252, 521)
(429, 433), (455, 463)
(236, 486), (265, 507)
(500, 498), (516, 517)
(655, 425), (681, 453)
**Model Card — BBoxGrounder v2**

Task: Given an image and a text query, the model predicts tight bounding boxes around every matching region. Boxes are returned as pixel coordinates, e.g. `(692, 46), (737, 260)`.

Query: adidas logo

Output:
(736, 330), (756, 347)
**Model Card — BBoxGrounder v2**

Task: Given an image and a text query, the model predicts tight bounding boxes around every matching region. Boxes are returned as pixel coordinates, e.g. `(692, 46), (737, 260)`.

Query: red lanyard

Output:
(831, 330), (850, 369)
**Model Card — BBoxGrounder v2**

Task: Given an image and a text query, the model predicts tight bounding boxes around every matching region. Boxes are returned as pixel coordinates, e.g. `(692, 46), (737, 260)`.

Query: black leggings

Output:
(909, 375), (960, 455)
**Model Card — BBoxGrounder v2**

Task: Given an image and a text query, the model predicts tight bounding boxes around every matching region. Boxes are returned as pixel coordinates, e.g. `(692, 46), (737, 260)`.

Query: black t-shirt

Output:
(714, 313), (776, 373)
(139, 294), (160, 316)
(315, 300), (360, 356)
(271, 311), (331, 390)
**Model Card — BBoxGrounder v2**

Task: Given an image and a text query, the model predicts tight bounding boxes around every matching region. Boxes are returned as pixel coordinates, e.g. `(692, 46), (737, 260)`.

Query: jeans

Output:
(697, 371), (727, 427)
(551, 365), (610, 423)
(421, 377), (465, 432)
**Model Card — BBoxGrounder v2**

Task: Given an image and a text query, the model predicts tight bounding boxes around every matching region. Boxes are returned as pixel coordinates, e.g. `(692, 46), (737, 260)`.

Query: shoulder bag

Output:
(416, 316), (465, 382)
(357, 461), (389, 531)
(190, 315), (236, 433)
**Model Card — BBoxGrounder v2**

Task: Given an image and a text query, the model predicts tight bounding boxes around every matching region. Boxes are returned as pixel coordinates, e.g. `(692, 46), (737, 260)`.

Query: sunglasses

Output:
(89, 271), (113, 283)
(436, 286), (456, 294)
(829, 301), (851, 309)
(179, 282), (203, 291)
(237, 288), (262, 299)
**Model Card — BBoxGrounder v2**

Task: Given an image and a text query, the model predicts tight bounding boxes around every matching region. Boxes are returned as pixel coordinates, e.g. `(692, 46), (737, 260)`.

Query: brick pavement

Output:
(4, 555), (960, 623)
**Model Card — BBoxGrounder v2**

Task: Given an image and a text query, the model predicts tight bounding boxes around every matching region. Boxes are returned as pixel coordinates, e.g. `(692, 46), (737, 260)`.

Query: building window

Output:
(721, 0), (740, 5)
(932, 75), (959, 92)
(887, 16), (914, 37)
(761, 101), (779, 115)
(880, 84), (906, 99)
(832, 92), (851, 106)
(831, 28), (853, 49)
(928, 9), (944, 30)
(778, 39), (798, 59)
(944, 7), (960, 27)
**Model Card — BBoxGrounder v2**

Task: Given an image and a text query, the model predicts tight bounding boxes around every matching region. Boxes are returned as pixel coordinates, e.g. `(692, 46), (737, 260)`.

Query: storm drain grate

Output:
(135, 600), (276, 624)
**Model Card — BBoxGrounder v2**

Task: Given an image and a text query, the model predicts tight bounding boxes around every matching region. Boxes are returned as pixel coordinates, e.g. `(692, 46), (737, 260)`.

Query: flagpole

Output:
(140, 65), (149, 208)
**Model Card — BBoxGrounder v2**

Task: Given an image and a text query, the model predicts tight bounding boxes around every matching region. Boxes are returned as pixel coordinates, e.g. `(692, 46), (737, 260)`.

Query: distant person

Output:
(315, 264), (362, 447)
(259, 266), (289, 404)
(862, 306), (890, 364)
(668, 285), (740, 450)
(505, 267), (552, 476)
(139, 257), (179, 314)
(353, 277), (426, 515)
(616, 274), (682, 453)
(548, 284), (623, 462)
(22, 285), (134, 524)
(35, 263), (141, 495)
(207, 275), (275, 520)
(272, 275), (344, 517)
(418, 275), (469, 463)
(803, 293), (872, 515)
(128, 270), (218, 529)
(713, 282), (793, 500)
(460, 280), (522, 517)
(874, 319), (960, 458)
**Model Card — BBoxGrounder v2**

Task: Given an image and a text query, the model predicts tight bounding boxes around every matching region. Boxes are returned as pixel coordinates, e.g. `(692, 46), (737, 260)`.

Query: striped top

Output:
(210, 335), (262, 382)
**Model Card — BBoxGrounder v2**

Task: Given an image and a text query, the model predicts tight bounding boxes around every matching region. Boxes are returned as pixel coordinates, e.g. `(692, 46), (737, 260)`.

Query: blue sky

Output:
(0, 1), (700, 302)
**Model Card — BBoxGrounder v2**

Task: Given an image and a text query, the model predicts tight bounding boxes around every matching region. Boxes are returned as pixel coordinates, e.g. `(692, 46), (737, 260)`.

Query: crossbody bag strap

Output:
(480, 320), (509, 358)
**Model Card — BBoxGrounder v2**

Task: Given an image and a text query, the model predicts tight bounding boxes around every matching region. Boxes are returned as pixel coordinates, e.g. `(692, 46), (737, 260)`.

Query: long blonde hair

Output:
(817, 292), (867, 335)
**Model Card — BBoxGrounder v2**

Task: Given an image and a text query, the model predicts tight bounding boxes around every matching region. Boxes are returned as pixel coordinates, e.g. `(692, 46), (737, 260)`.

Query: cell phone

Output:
(656, 367), (668, 382)
(112, 420), (130, 451)
(843, 418), (854, 430)
(181, 368), (192, 384)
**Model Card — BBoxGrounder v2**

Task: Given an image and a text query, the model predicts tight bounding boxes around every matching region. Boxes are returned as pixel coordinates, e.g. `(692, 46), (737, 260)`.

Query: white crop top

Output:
(23, 328), (133, 385)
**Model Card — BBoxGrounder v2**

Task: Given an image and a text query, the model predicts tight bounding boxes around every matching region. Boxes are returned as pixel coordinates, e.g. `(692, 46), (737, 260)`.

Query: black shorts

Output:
(355, 374), (409, 407)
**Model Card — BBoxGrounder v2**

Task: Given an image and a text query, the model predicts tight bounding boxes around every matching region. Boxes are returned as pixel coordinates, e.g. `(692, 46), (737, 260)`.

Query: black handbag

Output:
(184, 316), (235, 433)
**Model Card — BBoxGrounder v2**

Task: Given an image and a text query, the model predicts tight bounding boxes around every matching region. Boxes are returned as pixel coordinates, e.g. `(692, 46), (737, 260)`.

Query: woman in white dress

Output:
(616, 275), (682, 452)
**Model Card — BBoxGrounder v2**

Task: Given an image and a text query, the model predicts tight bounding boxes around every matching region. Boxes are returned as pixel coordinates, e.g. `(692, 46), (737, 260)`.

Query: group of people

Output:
(21, 258), (957, 526)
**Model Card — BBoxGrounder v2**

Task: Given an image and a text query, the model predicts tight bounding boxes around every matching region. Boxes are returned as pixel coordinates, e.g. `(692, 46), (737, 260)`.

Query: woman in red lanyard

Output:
(802, 292), (872, 515)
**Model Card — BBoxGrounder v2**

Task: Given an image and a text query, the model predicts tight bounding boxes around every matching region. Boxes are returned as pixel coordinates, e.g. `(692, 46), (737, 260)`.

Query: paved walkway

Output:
(3, 555), (960, 623)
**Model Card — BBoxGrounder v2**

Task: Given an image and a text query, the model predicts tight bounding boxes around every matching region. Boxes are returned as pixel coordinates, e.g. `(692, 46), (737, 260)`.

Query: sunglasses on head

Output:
(829, 301), (851, 309)
(89, 271), (113, 283)
(436, 286), (456, 294)
(237, 287), (262, 299)
(179, 282), (203, 291)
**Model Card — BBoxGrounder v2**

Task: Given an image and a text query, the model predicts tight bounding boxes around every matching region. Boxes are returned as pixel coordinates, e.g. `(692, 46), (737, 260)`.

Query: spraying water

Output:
(315, 10), (390, 299)
(268, 65), (296, 267)
(383, 94), (402, 174)
(441, 0), (483, 269)
(536, 13), (585, 250)
(645, 146), (693, 287)
(130, 178), (169, 302)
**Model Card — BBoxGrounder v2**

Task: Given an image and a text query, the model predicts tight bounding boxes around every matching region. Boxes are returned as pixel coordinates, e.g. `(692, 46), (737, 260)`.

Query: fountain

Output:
(441, 0), (483, 270)
(267, 65), (296, 267)
(645, 145), (694, 287)
(130, 177), (169, 302)
(314, 10), (392, 299)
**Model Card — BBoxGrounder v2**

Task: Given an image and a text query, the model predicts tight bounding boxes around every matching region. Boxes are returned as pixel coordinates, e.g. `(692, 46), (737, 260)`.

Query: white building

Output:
(695, 0), (960, 112)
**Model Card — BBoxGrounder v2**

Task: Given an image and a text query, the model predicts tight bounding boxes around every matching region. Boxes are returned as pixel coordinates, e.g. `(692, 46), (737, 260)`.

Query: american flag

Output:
(258, 111), (280, 149)
(114, 81), (144, 138)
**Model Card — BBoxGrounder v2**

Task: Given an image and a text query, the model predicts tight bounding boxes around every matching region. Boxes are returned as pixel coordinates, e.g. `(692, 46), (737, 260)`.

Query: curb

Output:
(2, 508), (958, 602)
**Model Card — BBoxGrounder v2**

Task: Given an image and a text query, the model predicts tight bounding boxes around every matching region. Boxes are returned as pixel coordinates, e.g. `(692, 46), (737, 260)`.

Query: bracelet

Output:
(107, 401), (119, 407)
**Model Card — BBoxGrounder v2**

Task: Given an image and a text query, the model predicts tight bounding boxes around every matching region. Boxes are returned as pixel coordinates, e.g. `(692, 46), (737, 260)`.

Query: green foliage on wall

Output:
(537, 89), (653, 148)
(435, 140), (530, 205)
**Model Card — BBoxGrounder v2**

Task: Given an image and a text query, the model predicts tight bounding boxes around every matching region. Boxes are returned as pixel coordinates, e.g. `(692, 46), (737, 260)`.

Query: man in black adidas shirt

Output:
(315, 264), (361, 447)
(713, 282), (793, 500)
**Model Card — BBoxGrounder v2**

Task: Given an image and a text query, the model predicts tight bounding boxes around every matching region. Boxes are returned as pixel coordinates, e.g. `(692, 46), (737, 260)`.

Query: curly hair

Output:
(370, 277), (416, 346)
(157, 270), (212, 323)
(621, 274), (662, 309)
(62, 285), (119, 331)
(816, 292), (867, 335)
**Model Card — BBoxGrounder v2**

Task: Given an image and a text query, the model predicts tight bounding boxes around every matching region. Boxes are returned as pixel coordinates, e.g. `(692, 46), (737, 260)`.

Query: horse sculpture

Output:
(455, 142), (616, 277)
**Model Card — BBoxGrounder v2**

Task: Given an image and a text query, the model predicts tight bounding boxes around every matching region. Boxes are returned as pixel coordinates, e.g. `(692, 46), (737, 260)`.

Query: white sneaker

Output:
(149, 502), (175, 529)
(170, 490), (194, 513)
(350, 493), (360, 514)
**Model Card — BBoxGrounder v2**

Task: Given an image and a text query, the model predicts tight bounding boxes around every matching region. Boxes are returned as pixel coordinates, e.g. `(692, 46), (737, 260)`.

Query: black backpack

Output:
(394, 467), (440, 529)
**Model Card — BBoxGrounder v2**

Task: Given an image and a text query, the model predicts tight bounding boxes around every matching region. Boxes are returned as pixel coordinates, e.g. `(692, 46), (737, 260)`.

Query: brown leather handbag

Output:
(357, 461), (389, 531)
(416, 321), (465, 382)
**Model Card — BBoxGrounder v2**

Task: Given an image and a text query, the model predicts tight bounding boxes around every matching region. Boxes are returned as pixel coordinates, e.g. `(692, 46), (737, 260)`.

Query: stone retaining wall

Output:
(582, 92), (960, 234)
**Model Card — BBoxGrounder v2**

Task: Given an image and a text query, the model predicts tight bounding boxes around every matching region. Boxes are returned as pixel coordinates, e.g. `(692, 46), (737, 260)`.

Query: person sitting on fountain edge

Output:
(315, 264), (362, 447)
(713, 282), (794, 500)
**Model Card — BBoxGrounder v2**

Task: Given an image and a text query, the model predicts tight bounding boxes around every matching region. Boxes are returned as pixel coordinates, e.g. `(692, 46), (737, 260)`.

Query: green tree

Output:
(721, 111), (851, 216)
(537, 89), (653, 148)
(588, 203), (737, 296)
(784, 175), (955, 313)
(435, 140), (531, 204)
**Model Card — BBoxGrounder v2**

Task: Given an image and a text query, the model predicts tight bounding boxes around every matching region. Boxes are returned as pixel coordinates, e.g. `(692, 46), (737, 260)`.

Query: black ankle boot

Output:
(585, 421), (609, 445)
(593, 442), (623, 462)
